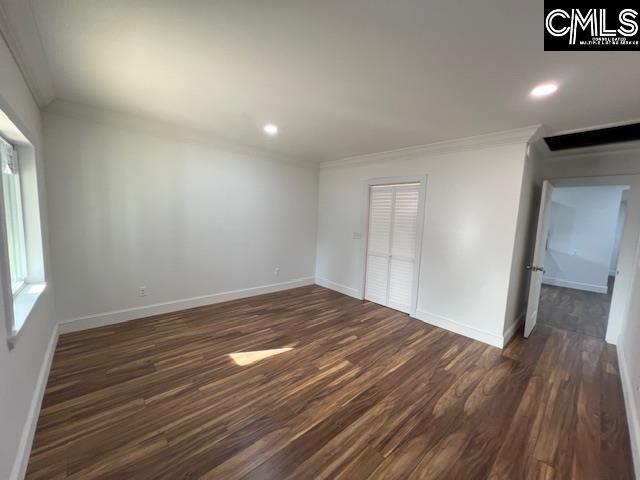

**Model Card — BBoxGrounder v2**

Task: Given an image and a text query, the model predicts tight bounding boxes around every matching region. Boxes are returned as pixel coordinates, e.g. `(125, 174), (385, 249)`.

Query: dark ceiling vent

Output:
(544, 123), (640, 151)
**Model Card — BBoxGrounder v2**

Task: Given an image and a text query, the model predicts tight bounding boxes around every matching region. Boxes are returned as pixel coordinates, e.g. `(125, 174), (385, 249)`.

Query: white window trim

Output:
(10, 282), (47, 339)
(0, 134), (46, 348)
(12, 279), (25, 296)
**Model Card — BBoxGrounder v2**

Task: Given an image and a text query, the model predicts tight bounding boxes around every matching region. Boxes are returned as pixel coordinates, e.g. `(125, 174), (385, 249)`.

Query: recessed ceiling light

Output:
(530, 83), (558, 98)
(263, 124), (278, 136)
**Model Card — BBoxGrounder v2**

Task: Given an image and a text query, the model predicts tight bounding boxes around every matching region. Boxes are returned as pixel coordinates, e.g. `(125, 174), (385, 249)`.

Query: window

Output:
(0, 124), (45, 345)
(1, 136), (28, 295)
(0, 108), (46, 345)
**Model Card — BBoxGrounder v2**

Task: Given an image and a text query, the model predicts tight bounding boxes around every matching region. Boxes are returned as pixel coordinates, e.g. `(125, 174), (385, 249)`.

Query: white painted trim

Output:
(541, 276), (608, 294)
(0, 148), (17, 347)
(316, 282), (514, 349)
(502, 312), (525, 347)
(9, 323), (59, 480)
(0, 0), (56, 107)
(59, 277), (315, 334)
(320, 125), (541, 169)
(315, 281), (509, 348)
(617, 340), (640, 479)
(314, 277), (361, 299)
(414, 309), (504, 348)
(7, 283), (47, 349)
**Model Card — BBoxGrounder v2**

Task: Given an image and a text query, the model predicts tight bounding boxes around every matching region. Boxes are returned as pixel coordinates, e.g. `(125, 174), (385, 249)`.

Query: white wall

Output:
(611, 197), (627, 275)
(316, 136), (530, 347)
(44, 102), (318, 326)
(0, 35), (56, 480)
(618, 228), (640, 478)
(543, 186), (625, 293)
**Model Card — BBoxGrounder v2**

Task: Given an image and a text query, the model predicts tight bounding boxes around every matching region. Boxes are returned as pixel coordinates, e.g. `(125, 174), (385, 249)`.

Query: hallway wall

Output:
(543, 186), (625, 293)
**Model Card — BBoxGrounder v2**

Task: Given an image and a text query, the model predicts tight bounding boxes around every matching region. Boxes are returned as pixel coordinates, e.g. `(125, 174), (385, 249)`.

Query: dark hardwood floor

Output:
(538, 277), (614, 339)
(26, 285), (634, 479)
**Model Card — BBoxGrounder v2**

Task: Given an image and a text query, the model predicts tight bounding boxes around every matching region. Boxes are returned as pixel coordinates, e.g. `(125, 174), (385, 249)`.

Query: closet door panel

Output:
(365, 186), (393, 305)
(391, 187), (419, 259)
(367, 187), (393, 255)
(388, 185), (419, 313)
(365, 254), (390, 304)
(388, 258), (414, 313)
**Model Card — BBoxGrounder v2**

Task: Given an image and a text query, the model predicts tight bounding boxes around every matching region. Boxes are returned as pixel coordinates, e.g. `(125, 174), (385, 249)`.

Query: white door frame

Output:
(544, 174), (640, 344)
(359, 175), (428, 317)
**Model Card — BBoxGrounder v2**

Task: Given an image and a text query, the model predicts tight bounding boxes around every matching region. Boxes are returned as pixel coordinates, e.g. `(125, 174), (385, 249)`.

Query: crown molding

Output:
(320, 125), (542, 169)
(45, 100), (317, 168)
(0, 0), (55, 107)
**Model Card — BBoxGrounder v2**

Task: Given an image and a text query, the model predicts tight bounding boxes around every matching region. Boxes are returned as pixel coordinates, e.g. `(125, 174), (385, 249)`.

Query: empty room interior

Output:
(538, 185), (629, 339)
(2, 2), (640, 479)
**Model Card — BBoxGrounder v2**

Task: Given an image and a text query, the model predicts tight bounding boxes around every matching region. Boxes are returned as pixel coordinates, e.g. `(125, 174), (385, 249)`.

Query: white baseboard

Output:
(502, 312), (525, 347)
(314, 277), (361, 300)
(59, 277), (315, 334)
(414, 309), (504, 348)
(542, 276), (608, 294)
(314, 281), (509, 349)
(10, 324), (59, 480)
(617, 340), (640, 479)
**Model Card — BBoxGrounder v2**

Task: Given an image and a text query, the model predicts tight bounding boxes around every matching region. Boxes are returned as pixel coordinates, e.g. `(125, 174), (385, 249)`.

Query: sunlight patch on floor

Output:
(229, 348), (293, 366)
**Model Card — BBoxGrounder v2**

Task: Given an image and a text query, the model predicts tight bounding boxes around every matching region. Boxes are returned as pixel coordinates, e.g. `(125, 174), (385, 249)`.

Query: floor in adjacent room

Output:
(538, 277), (614, 339)
(26, 285), (634, 479)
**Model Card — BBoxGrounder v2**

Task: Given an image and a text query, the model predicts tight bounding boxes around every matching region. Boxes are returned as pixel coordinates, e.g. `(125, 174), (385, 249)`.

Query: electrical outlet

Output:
(138, 286), (147, 297)
(274, 266), (280, 276)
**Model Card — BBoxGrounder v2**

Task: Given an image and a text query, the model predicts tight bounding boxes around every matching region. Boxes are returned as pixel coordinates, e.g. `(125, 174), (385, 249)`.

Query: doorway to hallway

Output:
(528, 185), (629, 340)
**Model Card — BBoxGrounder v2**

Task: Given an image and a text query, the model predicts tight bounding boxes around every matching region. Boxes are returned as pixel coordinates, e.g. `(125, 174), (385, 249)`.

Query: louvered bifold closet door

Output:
(388, 185), (420, 313)
(364, 186), (393, 305)
(365, 183), (420, 313)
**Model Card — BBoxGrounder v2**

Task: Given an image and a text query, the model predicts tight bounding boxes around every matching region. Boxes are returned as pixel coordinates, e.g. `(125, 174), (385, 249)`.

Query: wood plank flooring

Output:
(26, 285), (634, 479)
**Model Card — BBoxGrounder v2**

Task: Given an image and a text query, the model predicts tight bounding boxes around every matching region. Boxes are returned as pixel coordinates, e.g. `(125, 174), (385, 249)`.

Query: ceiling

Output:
(12, 1), (640, 162)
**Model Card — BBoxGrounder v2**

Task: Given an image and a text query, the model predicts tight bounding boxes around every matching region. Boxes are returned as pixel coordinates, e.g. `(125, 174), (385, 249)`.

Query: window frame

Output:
(0, 126), (47, 348)
(1, 135), (28, 297)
